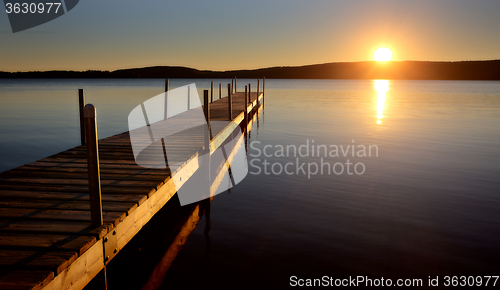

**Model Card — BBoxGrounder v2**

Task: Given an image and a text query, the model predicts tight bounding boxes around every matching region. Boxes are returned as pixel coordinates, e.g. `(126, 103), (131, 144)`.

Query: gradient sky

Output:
(1, 0), (500, 71)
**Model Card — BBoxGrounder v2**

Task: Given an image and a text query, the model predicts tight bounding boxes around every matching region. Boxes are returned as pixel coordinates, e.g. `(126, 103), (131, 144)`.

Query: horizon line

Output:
(2, 59), (500, 74)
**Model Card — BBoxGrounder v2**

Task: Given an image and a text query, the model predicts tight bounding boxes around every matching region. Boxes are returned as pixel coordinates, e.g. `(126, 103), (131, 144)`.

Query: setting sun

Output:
(374, 47), (392, 61)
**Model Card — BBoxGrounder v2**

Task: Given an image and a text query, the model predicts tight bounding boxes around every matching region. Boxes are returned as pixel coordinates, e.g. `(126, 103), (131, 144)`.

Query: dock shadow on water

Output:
(85, 105), (262, 290)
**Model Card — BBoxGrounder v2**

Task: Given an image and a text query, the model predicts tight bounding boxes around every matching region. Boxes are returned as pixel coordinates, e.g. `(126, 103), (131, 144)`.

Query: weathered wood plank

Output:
(0, 270), (54, 290)
(12, 166), (170, 176)
(0, 250), (78, 274)
(0, 190), (147, 204)
(25, 161), (168, 171)
(0, 208), (125, 225)
(0, 234), (96, 255)
(0, 178), (162, 189)
(0, 184), (157, 196)
(0, 170), (168, 182)
(42, 239), (103, 290)
(0, 220), (113, 239)
(0, 199), (138, 214)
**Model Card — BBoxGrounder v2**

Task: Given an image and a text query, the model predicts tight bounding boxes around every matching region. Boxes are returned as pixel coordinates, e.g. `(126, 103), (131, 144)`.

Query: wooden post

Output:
(210, 81), (214, 103)
(235, 77), (237, 92)
(219, 83), (221, 100)
(84, 104), (103, 228)
(257, 79), (260, 106)
(244, 86), (248, 124)
(204, 90), (210, 126)
(231, 79), (234, 94)
(248, 83), (251, 104)
(164, 79), (169, 120)
(227, 84), (232, 120)
(203, 90), (211, 199)
(79, 89), (85, 145)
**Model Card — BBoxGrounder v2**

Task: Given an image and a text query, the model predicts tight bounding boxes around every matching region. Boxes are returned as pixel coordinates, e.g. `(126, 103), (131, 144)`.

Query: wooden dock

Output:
(0, 81), (264, 290)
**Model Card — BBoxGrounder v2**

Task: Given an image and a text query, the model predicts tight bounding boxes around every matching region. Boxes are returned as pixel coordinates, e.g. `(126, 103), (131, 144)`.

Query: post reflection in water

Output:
(373, 80), (390, 124)
(198, 199), (212, 260)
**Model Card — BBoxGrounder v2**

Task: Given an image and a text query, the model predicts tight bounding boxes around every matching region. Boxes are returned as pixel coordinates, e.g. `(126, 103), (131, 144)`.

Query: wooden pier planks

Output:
(0, 91), (262, 290)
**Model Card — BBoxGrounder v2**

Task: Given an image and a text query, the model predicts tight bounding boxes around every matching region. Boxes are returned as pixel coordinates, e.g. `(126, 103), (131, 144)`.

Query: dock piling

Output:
(204, 90), (210, 125)
(257, 79), (260, 106)
(79, 89), (86, 145)
(219, 83), (222, 100)
(84, 104), (103, 228)
(203, 90), (211, 199)
(235, 77), (237, 92)
(244, 86), (248, 124)
(204, 89), (212, 150)
(211, 81), (214, 103)
(228, 84), (232, 120)
(248, 83), (251, 103)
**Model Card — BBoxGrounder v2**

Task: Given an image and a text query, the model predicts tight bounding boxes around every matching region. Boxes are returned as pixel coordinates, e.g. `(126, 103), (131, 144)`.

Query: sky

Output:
(1, 0), (500, 72)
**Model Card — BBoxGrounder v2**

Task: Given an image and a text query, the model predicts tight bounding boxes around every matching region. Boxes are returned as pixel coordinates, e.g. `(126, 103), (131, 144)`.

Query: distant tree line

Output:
(1, 60), (500, 80)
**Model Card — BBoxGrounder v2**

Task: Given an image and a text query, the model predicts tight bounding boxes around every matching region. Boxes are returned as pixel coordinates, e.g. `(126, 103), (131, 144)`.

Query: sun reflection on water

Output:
(374, 80), (389, 124)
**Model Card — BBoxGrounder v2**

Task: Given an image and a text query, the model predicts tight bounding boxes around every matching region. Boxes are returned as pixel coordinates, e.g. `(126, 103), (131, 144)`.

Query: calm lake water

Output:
(1, 79), (500, 288)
